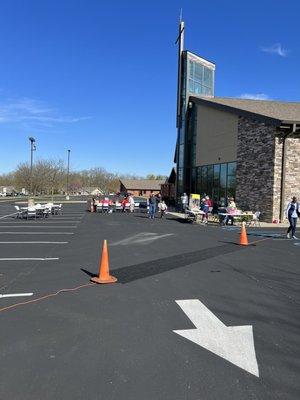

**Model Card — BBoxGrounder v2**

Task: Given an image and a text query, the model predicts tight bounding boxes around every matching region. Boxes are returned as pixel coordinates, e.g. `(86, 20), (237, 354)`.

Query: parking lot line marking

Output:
(0, 257), (59, 261)
(0, 225), (77, 228)
(0, 293), (33, 298)
(0, 222), (78, 224)
(0, 232), (74, 235)
(0, 241), (68, 244)
(0, 212), (18, 220)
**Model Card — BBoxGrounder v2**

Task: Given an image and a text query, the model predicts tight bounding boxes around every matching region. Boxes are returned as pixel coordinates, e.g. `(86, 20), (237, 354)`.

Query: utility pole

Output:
(29, 137), (36, 195)
(66, 149), (71, 199)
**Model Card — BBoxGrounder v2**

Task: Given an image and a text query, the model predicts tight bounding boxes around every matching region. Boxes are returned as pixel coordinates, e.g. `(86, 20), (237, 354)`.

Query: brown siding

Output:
(195, 104), (238, 166)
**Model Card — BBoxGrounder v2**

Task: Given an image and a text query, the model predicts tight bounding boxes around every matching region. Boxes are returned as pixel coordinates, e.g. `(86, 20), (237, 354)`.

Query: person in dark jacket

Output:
(286, 196), (299, 239)
(148, 193), (157, 219)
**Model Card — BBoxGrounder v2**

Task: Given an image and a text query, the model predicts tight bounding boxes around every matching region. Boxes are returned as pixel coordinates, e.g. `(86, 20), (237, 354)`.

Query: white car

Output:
(0, 192), (7, 197)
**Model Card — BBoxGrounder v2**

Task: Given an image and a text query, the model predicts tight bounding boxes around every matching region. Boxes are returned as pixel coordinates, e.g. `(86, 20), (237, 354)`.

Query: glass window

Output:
(179, 128), (185, 145)
(194, 63), (203, 82)
(178, 144), (184, 167)
(203, 67), (213, 87)
(189, 60), (194, 79)
(194, 82), (202, 95)
(227, 162), (236, 176)
(207, 165), (213, 196)
(178, 168), (183, 183)
(188, 79), (194, 93)
(201, 166), (207, 194)
(202, 86), (212, 96)
(191, 168), (197, 193)
(213, 164), (220, 185)
(220, 163), (227, 190)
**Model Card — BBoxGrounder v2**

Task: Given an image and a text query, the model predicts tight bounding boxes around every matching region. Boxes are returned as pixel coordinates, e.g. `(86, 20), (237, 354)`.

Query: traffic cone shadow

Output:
(91, 240), (117, 284)
(239, 222), (249, 246)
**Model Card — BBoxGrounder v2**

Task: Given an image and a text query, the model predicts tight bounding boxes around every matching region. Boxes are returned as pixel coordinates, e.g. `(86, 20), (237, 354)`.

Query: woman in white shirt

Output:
(286, 196), (299, 239)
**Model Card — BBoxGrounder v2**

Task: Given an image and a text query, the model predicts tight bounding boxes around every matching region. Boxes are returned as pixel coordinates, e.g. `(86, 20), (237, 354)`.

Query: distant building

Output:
(119, 179), (165, 197)
(161, 168), (176, 203)
(0, 186), (16, 196)
(76, 187), (103, 196)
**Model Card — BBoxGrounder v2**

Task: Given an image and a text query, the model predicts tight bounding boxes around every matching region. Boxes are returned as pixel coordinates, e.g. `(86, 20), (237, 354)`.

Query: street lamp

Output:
(29, 137), (36, 195)
(66, 149), (71, 199)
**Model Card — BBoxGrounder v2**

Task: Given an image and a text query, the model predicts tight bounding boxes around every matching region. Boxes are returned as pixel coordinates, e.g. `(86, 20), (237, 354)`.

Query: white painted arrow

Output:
(173, 299), (259, 377)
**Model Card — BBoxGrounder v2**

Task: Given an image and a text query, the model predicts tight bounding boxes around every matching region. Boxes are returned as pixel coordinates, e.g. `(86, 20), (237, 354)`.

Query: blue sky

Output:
(0, 0), (299, 176)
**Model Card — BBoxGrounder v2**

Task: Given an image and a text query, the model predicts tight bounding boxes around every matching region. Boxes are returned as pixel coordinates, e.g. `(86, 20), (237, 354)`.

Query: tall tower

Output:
(175, 21), (216, 198)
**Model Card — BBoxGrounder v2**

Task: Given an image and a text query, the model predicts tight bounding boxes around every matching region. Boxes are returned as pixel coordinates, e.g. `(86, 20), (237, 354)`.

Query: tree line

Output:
(0, 160), (167, 195)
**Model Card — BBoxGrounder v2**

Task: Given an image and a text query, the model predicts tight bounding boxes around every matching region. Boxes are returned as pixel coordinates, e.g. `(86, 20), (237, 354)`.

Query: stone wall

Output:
(273, 136), (300, 221)
(272, 135), (282, 221)
(236, 117), (277, 221)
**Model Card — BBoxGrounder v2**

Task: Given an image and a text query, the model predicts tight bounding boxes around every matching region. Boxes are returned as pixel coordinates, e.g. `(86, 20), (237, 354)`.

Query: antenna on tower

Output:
(179, 8), (183, 23)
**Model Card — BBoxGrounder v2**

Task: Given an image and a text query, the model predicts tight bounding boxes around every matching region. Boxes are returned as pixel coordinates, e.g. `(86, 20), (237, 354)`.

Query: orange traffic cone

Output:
(91, 240), (117, 284)
(239, 222), (249, 246)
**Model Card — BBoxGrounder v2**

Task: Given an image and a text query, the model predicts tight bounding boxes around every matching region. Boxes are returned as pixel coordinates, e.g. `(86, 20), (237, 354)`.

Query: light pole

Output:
(66, 149), (71, 199)
(29, 137), (36, 195)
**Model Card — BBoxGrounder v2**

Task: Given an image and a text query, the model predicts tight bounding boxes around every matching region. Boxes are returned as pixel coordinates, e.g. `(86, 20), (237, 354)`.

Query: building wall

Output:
(235, 117), (276, 221)
(121, 188), (161, 197)
(273, 136), (300, 221)
(195, 104), (238, 166)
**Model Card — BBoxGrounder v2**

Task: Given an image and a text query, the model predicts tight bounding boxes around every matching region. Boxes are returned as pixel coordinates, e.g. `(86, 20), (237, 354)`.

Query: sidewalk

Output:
(167, 211), (290, 228)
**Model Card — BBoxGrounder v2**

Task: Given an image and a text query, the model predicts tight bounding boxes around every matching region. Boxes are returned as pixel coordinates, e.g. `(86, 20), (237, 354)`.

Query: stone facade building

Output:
(176, 96), (300, 222)
(173, 21), (300, 221)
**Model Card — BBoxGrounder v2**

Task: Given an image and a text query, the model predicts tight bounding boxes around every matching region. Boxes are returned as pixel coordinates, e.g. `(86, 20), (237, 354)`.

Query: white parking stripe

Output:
(0, 293), (33, 298)
(0, 241), (68, 244)
(0, 225), (77, 228)
(0, 257), (59, 261)
(0, 232), (74, 235)
(0, 212), (18, 220)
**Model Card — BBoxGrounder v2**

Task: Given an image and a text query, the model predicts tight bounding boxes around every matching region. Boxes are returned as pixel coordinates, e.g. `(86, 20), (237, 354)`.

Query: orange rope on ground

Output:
(0, 282), (95, 314)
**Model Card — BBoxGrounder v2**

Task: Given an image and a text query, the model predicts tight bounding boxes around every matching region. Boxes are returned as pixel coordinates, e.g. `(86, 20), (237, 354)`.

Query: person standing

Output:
(181, 193), (188, 212)
(224, 197), (237, 225)
(286, 196), (299, 239)
(201, 196), (211, 224)
(129, 195), (135, 213)
(158, 200), (167, 219)
(121, 196), (128, 212)
(148, 193), (157, 219)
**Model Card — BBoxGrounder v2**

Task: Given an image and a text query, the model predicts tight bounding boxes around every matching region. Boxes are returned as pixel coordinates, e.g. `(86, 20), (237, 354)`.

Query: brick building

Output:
(119, 179), (165, 197)
(161, 168), (176, 203)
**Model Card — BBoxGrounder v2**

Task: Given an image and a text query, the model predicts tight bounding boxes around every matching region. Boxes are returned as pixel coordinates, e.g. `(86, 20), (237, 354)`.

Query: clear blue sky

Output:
(0, 0), (299, 175)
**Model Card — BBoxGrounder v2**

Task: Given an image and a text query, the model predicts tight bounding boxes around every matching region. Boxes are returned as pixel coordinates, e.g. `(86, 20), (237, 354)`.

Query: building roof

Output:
(120, 179), (166, 191)
(190, 96), (300, 124)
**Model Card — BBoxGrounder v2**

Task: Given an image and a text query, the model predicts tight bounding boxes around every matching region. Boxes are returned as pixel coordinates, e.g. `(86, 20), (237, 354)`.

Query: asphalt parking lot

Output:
(0, 203), (299, 400)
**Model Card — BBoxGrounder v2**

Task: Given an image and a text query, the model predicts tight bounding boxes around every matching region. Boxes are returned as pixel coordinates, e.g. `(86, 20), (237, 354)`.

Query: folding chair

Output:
(14, 205), (23, 219)
(27, 208), (37, 220)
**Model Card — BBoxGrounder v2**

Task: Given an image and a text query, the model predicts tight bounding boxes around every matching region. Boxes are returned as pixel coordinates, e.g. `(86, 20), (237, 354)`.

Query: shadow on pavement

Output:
(81, 243), (242, 284)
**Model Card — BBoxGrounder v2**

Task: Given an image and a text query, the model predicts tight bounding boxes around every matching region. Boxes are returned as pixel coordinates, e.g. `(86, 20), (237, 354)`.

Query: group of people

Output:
(181, 192), (213, 223)
(148, 193), (168, 219)
(91, 193), (168, 219)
